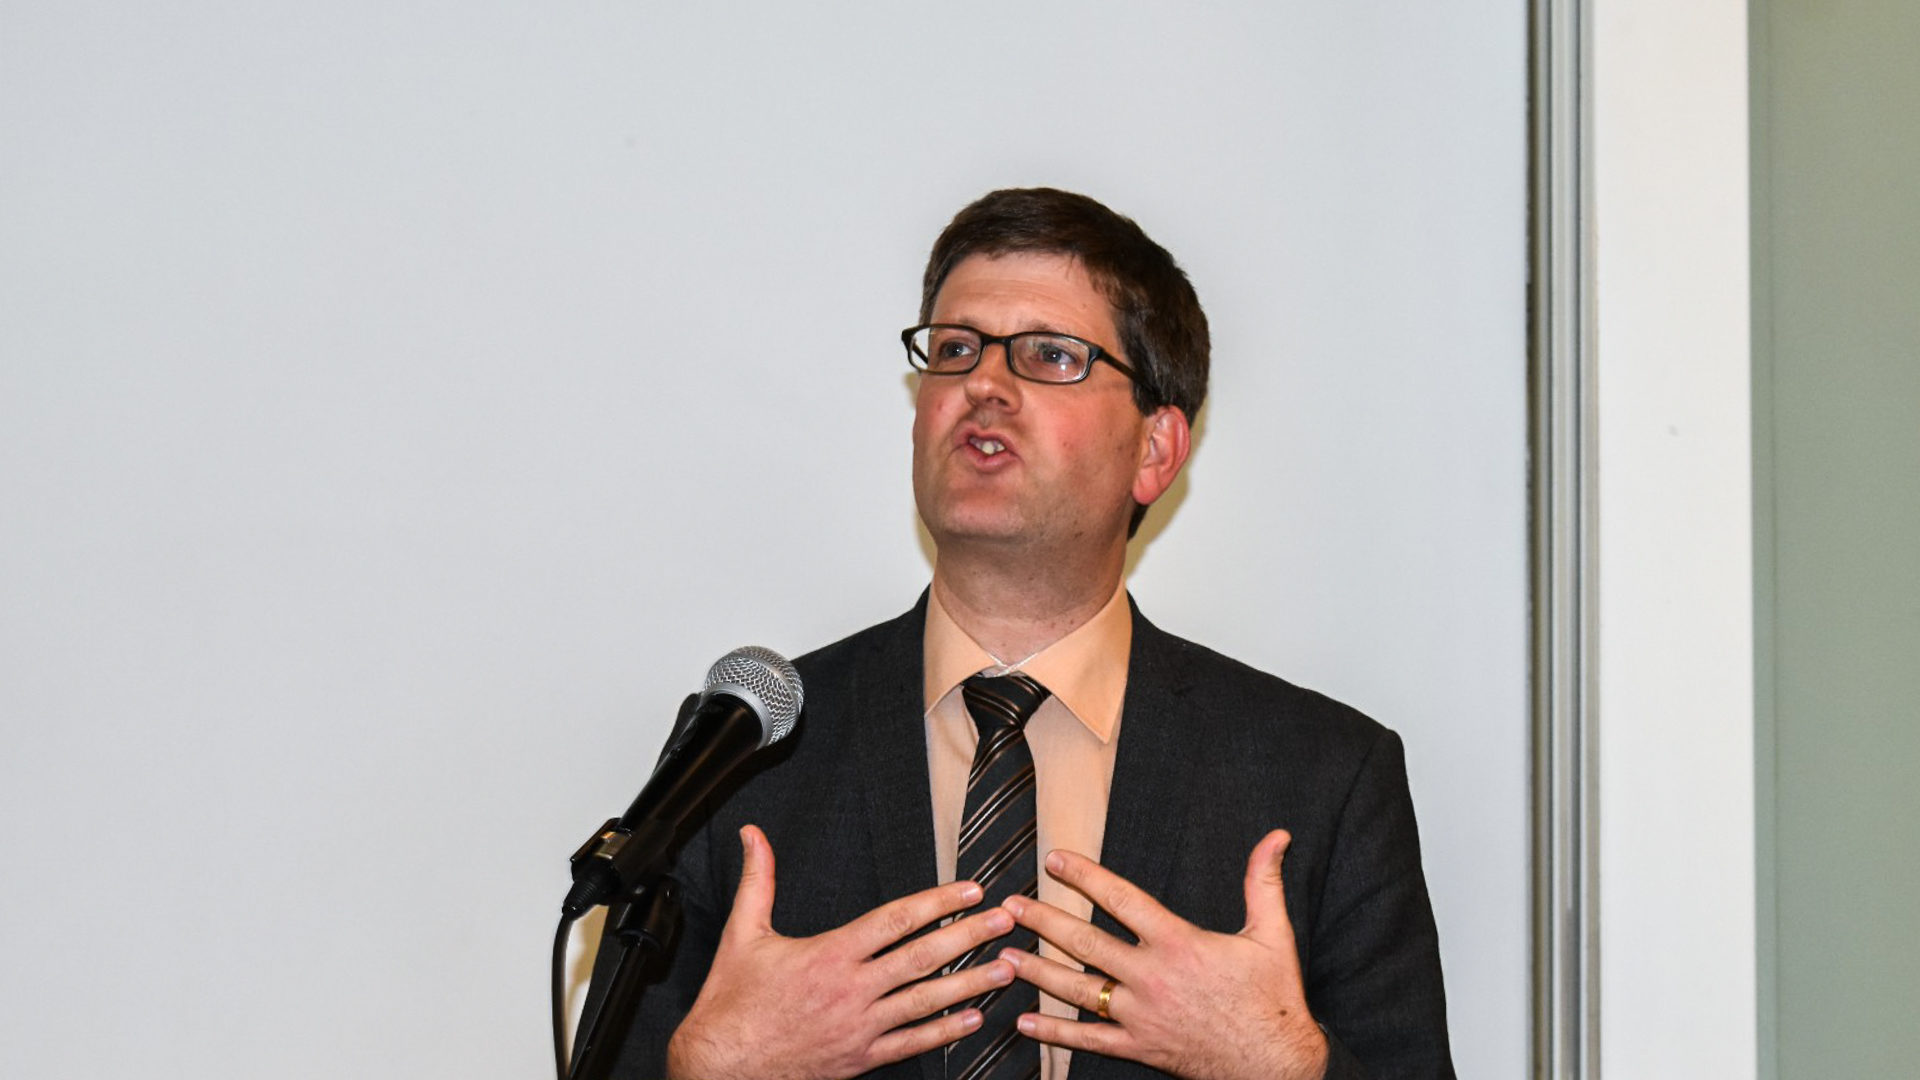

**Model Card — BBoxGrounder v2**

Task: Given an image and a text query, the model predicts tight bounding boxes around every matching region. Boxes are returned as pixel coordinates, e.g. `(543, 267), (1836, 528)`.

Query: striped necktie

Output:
(947, 671), (1050, 1080)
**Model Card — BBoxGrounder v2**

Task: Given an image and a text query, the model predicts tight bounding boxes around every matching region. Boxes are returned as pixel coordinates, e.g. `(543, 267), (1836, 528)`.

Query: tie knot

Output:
(961, 671), (1051, 736)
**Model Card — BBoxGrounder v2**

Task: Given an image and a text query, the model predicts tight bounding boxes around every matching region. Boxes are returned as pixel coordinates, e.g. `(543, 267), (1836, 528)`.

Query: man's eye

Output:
(1022, 336), (1085, 373)
(926, 332), (978, 367)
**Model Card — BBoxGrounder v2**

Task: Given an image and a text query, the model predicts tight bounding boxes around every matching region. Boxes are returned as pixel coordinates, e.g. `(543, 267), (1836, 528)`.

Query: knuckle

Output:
(881, 903), (920, 941)
(898, 938), (939, 975)
(1083, 1023), (1118, 1052)
(900, 980), (940, 1017)
(1136, 967), (1173, 1001)
(844, 1047), (879, 1077)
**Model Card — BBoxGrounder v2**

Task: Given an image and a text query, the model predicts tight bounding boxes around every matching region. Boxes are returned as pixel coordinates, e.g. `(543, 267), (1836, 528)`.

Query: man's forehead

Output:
(929, 251), (1118, 334)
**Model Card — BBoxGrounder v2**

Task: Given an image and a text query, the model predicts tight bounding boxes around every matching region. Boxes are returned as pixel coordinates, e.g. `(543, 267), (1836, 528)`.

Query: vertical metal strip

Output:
(1529, 0), (1598, 1078)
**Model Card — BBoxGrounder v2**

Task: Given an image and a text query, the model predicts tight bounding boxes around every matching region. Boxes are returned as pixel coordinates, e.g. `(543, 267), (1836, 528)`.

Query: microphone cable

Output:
(552, 912), (579, 1080)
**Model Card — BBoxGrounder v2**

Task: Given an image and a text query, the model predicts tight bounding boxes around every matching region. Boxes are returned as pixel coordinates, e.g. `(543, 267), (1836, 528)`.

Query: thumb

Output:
(1240, 829), (1297, 946)
(723, 824), (778, 940)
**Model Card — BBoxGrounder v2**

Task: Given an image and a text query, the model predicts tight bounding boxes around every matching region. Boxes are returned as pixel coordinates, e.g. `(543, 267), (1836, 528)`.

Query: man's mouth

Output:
(968, 435), (1007, 457)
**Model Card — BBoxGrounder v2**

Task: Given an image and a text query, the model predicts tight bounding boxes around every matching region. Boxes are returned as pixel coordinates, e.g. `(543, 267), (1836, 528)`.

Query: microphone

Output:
(563, 646), (803, 917)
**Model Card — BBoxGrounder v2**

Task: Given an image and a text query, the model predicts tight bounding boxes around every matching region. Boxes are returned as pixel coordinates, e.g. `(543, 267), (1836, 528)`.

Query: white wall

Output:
(0, 4), (1527, 1076)
(1592, 0), (1757, 1075)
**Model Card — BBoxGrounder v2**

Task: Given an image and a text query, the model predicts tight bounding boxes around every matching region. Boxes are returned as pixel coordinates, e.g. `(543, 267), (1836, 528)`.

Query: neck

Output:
(930, 543), (1125, 662)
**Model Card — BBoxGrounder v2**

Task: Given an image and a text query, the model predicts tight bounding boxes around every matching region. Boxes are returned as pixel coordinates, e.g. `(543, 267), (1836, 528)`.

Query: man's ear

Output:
(1132, 405), (1192, 507)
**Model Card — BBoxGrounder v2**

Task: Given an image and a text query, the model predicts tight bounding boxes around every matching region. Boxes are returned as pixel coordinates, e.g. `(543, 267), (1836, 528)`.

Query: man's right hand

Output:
(665, 824), (1016, 1080)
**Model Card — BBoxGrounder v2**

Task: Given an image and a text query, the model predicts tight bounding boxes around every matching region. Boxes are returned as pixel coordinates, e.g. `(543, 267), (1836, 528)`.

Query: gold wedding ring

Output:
(1095, 976), (1119, 1020)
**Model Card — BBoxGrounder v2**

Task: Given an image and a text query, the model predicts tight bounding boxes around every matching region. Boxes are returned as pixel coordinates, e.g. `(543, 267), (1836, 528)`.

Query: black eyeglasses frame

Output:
(900, 323), (1155, 397)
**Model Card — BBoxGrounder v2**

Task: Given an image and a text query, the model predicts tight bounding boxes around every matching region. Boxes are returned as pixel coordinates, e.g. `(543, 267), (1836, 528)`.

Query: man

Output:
(590, 188), (1453, 1080)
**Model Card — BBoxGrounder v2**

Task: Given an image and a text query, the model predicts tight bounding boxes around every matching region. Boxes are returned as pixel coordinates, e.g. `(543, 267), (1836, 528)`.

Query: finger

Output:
(1015, 1011), (1136, 1058)
(999, 947), (1114, 1018)
(1042, 849), (1180, 942)
(866, 1006), (985, 1065)
(870, 957), (1016, 1031)
(722, 824), (777, 941)
(870, 906), (1014, 988)
(840, 879), (985, 957)
(1003, 895), (1135, 978)
(1240, 829), (1297, 946)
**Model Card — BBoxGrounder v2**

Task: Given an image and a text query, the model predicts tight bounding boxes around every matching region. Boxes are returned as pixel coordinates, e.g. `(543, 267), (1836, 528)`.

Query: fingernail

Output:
(989, 960), (1014, 984)
(986, 909), (1013, 933)
(998, 948), (1024, 969)
(1045, 851), (1065, 874)
(1017, 1015), (1038, 1035)
(959, 881), (983, 903)
(962, 1010), (983, 1031)
(1001, 895), (1026, 916)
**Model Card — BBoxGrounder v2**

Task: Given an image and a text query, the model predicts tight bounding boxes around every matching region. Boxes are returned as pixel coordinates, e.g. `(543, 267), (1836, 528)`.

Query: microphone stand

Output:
(569, 877), (681, 1080)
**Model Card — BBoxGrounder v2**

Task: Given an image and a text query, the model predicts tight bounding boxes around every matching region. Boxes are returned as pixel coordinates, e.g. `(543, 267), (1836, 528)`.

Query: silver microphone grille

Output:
(703, 646), (804, 747)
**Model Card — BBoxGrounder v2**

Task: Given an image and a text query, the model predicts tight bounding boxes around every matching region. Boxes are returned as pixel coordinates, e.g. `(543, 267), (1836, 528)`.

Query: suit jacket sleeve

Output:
(1305, 727), (1453, 1080)
(1064, 617), (1454, 1080)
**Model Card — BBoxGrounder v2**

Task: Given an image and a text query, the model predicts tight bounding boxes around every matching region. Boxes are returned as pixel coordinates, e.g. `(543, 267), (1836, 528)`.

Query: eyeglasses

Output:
(901, 323), (1153, 394)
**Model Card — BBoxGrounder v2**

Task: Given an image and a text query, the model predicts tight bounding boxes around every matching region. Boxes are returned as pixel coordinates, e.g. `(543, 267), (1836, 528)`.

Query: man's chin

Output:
(920, 511), (1036, 551)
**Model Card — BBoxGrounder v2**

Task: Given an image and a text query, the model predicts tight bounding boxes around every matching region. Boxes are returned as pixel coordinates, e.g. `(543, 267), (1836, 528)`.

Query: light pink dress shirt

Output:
(923, 581), (1131, 1080)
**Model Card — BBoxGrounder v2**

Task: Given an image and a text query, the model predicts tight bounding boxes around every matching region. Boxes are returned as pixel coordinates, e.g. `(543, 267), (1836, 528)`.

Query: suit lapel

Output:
(845, 597), (947, 1080)
(853, 595), (940, 905)
(1096, 603), (1198, 924)
(1068, 605), (1198, 1080)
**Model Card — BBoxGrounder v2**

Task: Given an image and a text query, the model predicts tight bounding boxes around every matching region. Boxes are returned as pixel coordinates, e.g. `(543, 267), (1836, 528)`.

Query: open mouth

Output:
(968, 435), (1007, 457)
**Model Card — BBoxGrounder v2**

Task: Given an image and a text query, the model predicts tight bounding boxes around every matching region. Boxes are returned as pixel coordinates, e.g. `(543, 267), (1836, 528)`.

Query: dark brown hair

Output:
(919, 187), (1209, 535)
(919, 187), (1209, 422)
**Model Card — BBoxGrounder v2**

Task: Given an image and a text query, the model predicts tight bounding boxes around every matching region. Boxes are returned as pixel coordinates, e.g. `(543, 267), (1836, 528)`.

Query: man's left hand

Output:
(998, 829), (1329, 1080)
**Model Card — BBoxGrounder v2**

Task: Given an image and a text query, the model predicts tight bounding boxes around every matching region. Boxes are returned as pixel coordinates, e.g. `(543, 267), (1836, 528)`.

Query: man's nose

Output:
(963, 342), (1021, 406)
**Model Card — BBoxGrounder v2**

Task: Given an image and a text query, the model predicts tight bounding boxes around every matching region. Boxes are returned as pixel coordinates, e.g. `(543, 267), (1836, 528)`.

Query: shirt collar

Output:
(922, 579), (1131, 743)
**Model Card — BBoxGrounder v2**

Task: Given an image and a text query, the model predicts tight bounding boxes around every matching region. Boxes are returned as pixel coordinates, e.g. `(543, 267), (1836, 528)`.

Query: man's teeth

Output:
(970, 437), (1006, 456)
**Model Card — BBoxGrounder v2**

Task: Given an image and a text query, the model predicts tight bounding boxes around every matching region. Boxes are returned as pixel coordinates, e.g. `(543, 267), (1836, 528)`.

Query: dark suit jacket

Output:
(588, 595), (1454, 1080)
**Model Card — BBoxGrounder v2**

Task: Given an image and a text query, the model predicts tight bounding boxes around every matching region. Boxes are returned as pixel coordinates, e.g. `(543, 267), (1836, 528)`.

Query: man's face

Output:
(911, 252), (1174, 557)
